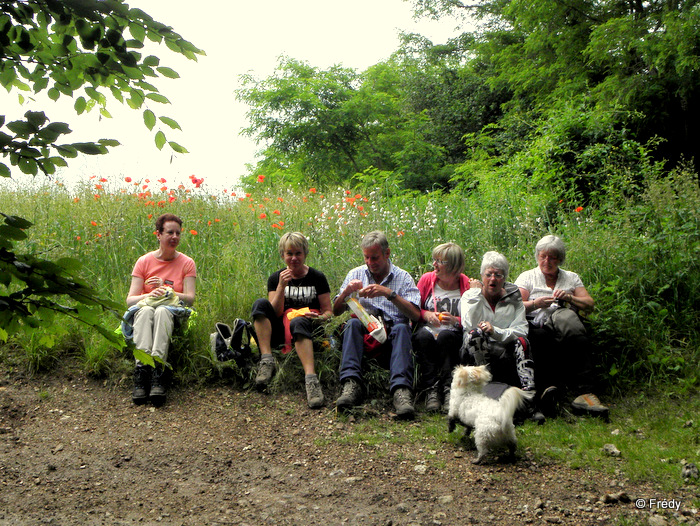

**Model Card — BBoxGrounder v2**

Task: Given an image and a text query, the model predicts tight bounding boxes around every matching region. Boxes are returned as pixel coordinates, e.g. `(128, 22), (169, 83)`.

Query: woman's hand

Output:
(279, 268), (294, 288)
(144, 276), (164, 292)
(532, 296), (558, 310)
(469, 278), (483, 289)
(424, 311), (441, 327)
(552, 289), (573, 303)
(478, 320), (493, 334)
(438, 312), (458, 326)
(148, 286), (169, 298)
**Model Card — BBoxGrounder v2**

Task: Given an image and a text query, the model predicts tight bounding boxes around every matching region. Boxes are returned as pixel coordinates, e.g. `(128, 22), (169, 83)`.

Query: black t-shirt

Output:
(267, 267), (330, 311)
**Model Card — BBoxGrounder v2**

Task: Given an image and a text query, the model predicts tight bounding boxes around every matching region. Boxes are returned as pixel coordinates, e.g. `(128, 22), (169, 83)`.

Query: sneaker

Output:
(571, 393), (609, 418)
(305, 377), (325, 409)
(393, 387), (415, 420)
(149, 365), (167, 407)
(336, 378), (363, 411)
(539, 385), (559, 418)
(132, 365), (151, 405)
(425, 387), (441, 413)
(255, 359), (276, 389)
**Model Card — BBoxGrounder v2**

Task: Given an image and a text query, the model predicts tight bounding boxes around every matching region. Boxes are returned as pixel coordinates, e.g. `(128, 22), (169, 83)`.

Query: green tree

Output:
(0, 0), (202, 346)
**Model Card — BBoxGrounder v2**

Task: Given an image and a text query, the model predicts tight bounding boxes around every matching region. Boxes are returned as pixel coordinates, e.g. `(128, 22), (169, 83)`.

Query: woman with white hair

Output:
(460, 251), (542, 423)
(414, 242), (480, 412)
(515, 235), (608, 419)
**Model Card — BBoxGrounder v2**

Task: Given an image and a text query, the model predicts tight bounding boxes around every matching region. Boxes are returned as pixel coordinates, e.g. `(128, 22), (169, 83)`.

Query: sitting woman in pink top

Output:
(126, 213), (196, 406)
(414, 242), (480, 413)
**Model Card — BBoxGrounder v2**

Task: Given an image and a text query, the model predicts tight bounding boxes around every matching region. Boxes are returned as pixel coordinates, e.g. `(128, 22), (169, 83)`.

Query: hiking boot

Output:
(393, 387), (415, 420)
(336, 378), (363, 411)
(539, 385), (559, 418)
(255, 359), (276, 390)
(149, 365), (167, 407)
(132, 365), (151, 405)
(571, 393), (609, 418)
(305, 376), (325, 409)
(425, 387), (441, 413)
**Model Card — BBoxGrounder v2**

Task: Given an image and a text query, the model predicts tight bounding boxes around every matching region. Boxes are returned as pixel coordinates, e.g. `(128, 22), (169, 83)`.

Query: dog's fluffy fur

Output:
(447, 365), (534, 464)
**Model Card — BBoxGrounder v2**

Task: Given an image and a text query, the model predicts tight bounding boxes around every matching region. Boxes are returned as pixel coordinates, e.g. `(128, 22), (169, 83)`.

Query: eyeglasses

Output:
(538, 254), (560, 261)
(483, 272), (504, 279)
(433, 259), (448, 266)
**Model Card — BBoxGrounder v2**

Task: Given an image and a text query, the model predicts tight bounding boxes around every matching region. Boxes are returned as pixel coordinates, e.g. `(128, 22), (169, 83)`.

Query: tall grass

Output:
(1, 169), (698, 397)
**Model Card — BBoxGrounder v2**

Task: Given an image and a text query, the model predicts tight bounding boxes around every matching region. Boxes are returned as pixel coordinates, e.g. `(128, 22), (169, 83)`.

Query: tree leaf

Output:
(158, 116), (181, 130)
(168, 141), (188, 154)
(143, 109), (156, 130)
(155, 130), (166, 150)
(156, 66), (179, 79)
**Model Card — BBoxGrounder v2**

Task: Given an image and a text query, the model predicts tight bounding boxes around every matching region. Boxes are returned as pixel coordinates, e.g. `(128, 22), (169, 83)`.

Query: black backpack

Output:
(211, 319), (257, 368)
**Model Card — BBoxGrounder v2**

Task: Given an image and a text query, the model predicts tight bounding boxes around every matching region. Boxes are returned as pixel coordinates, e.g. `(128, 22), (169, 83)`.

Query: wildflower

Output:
(178, 184), (185, 190)
(272, 223), (281, 229)
(157, 200), (165, 207)
(76, 236), (81, 241)
(208, 220), (212, 226)
(214, 218), (220, 223)
(273, 209), (281, 215)
(148, 214), (153, 219)
(259, 213), (267, 219)
(125, 177), (132, 183)
(91, 220), (97, 226)
(277, 197), (283, 202)
(190, 230), (198, 235)
(158, 178), (166, 183)
(160, 186), (167, 192)
(575, 206), (584, 213)
(279, 221), (285, 226)
(73, 197), (79, 203)
(358, 205), (364, 211)
(309, 187), (316, 194)
(95, 184), (103, 190)
(97, 233), (102, 238)
(93, 194), (100, 199)
(245, 193), (251, 198)
(345, 190), (351, 195)
(168, 196), (176, 203)
(355, 194), (362, 199)
(99, 177), (107, 183)
(397, 231), (405, 237)
(89, 175), (96, 179)
(142, 184), (148, 190)
(257, 174), (265, 183)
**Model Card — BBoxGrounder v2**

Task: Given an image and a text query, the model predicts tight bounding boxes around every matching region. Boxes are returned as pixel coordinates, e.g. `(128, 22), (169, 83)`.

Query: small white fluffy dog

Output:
(447, 365), (534, 464)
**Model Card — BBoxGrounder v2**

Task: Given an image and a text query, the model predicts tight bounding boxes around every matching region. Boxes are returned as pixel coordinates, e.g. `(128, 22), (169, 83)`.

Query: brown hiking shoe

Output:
(255, 359), (276, 389)
(424, 387), (441, 413)
(571, 393), (609, 418)
(336, 378), (362, 411)
(393, 387), (415, 420)
(305, 376), (325, 409)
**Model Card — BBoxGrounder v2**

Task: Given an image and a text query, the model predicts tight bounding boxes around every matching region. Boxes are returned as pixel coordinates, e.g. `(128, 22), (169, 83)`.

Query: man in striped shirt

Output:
(332, 231), (421, 419)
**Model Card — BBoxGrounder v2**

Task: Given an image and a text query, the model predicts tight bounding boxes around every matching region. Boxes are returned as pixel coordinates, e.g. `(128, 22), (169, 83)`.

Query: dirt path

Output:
(0, 370), (696, 526)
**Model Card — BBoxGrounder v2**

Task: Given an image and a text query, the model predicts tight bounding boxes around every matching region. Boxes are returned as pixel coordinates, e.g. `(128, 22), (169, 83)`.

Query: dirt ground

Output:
(0, 367), (697, 526)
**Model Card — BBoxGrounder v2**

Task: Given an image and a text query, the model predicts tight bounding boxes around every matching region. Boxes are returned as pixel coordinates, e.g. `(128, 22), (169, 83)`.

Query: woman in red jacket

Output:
(414, 242), (480, 412)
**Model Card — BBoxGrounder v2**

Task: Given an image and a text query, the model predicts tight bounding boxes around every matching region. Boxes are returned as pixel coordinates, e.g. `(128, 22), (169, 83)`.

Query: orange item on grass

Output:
(286, 307), (310, 319)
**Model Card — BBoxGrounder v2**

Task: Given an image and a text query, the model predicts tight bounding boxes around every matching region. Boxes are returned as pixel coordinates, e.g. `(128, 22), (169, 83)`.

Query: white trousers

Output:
(133, 306), (174, 362)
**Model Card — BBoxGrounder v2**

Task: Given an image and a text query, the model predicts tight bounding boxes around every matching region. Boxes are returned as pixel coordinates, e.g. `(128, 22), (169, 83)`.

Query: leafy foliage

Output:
(0, 212), (123, 347)
(0, 0), (204, 177)
(0, 1), (202, 357)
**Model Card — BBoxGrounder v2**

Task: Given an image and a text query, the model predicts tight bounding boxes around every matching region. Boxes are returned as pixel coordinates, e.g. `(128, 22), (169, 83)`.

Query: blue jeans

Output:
(339, 317), (414, 392)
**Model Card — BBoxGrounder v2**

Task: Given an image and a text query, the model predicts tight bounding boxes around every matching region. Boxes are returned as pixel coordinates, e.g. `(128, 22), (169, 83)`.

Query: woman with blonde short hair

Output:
(250, 232), (332, 409)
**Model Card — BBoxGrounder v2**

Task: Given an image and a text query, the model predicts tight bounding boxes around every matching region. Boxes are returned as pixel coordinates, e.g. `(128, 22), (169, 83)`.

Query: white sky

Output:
(2, 0), (462, 191)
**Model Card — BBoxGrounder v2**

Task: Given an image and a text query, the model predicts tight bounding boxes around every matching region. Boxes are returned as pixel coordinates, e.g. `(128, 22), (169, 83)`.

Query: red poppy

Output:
(259, 213), (267, 219)
(309, 188), (317, 194)
(575, 206), (584, 212)
(257, 174), (265, 183)
(190, 230), (198, 235)
(125, 177), (132, 183)
(90, 220), (97, 226)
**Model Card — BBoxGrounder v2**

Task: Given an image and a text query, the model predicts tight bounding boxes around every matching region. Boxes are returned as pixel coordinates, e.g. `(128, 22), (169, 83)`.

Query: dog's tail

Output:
(499, 387), (535, 422)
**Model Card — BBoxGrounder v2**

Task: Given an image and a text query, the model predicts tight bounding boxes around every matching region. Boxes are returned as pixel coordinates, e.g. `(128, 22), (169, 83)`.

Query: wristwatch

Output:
(388, 291), (397, 301)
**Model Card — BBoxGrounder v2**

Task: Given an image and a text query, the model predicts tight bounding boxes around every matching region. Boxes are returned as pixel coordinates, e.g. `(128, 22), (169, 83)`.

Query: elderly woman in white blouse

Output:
(515, 235), (608, 419)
